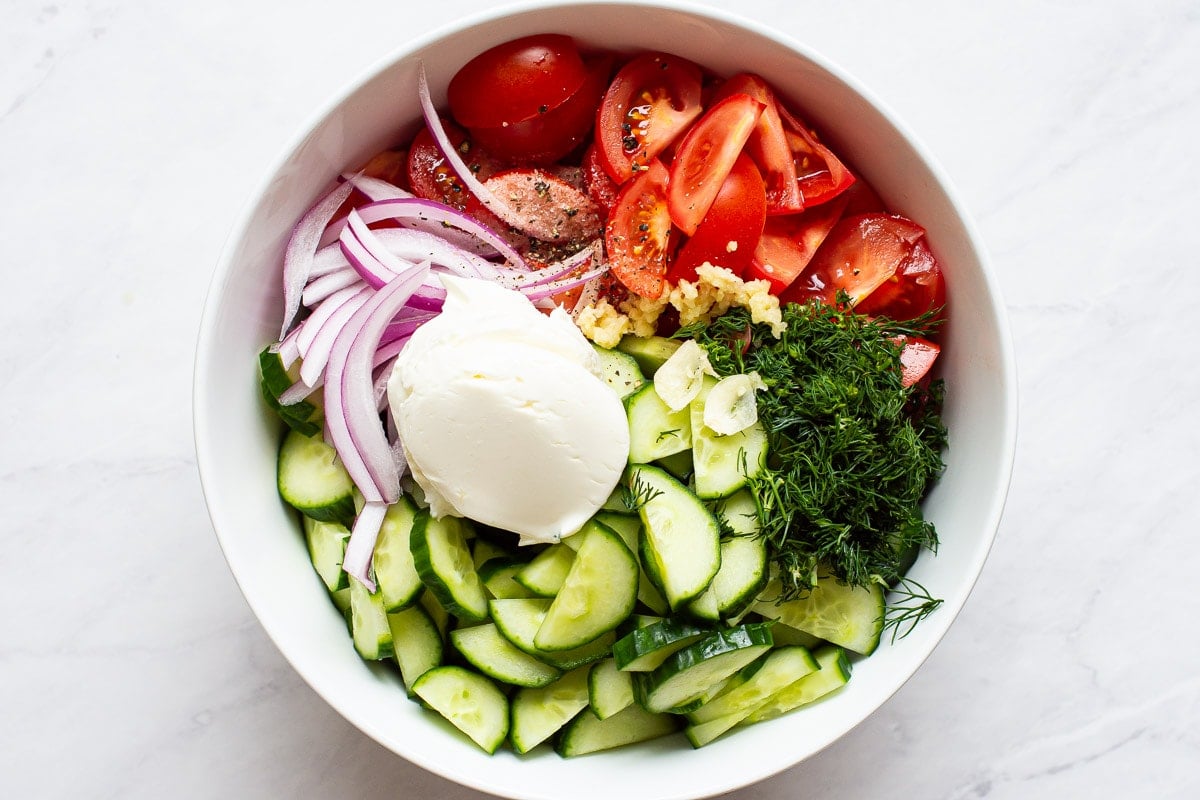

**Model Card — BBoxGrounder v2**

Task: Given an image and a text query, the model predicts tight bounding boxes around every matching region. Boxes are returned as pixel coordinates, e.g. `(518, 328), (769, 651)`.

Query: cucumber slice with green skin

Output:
(630, 465), (722, 610)
(625, 384), (692, 463)
(388, 603), (443, 695)
(331, 586), (351, 614)
(479, 557), (535, 600)
(636, 623), (774, 713)
(410, 511), (489, 623)
(373, 496), (423, 611)
(600, 486), (637, 515)
(590, 512), (669, 615)
(418, 589), (451, 639)
(349, 576), (394, 660)
(687, 645), (818, 726)
(490, 598), (616, 670)
(259, 347), (321, 437)
(615, 335), (683, 377)
(689, 492), (768, 619)
(752, 574), (885, 656)
(685, 585), (721, 622)
(612, 617), (710, 672)
(535, 521), (638, 651)
(766, 621), (825, 649)
(515, 543), (576, 597)
(743, 645), (852, 724)
(471, 537), (510, 570)
(588, 657), (635, 720)
(592, 343), (647, 400)
(510, 666), (592, 754)
(667, 677), (730, 714)
(690, 377), (768, 500)
(555, 701), (679, 757)
(277, 429), (355, 526)
(411, 666), (510, 754)
(450, 623), (562, 688)
(655, 449), (694, 480)
(303, 517), (349, 593)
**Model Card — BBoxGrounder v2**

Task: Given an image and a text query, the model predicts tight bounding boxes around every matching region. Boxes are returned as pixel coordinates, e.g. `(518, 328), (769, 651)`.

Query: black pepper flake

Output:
(539, 104), (549, 113)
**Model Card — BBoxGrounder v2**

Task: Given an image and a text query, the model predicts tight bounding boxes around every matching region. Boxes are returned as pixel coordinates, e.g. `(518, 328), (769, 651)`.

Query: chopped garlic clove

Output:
(703, 372), (767, 435)
(653, 339), (716, 411)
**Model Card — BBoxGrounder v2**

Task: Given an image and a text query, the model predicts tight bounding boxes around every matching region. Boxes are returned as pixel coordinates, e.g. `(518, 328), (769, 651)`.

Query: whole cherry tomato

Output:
(447, 34), (588, 128)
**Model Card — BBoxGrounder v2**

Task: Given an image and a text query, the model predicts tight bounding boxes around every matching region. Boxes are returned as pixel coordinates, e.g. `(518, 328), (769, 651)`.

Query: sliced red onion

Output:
(303, 266), (364, 307)
(381, 309), (437, 346)
(373, 355), (398, 412)
(342, 500), (387, 591)
(299, 287), (371, 387)
(356, 196), (526, 270)
(373, 227), (499, 281)
(297, 284), (362, 358)
(512, 243), (597, 290)
(343, 172), (413, 202)
(281, 317), (421, 405)
(272, 325), (302, 370)
(340, 211), (402, 289)
(324, 263), (431, 503)
(281, 178), (357, 338)
(520, 262), (612, 302)
(310, 241), (351, 279)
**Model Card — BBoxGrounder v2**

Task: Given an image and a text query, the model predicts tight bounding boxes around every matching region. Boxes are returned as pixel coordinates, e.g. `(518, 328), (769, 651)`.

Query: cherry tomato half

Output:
(667, 93), (764, 235)
(745, 192), (849, 294)
(712, 74), (802, 213)
(780, 213), (925, 307)
(406, 121), (506, 227)
(856, 238), (946, 321)
(596, 53), (703, 184)
(896, 335), (941, 387)
(776, 103), (855, 208)
(469, 56), (612, 164)
(669, 153), (766, 284)
(447, 34), (588, 129)
(605, 159), (673, 298)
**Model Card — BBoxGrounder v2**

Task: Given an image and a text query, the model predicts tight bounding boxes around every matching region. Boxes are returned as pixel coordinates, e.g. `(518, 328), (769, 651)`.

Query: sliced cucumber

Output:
(277, 429), (355, 525)
(588, 657), (635, 720)
(625, 384), (692, 463)
(490, 598), (615, 671)
(687, 645), (818, 726)
(615, 335), (683, 377)
(411, 666), (510, 754)
(259, 346), (321, 436)
(592, 343), (647, 399)
(591, 512), (669, 615)
(510, 666), (592, 754)
(685, 586), (721, 622)
(691, 376), (768, 500)
(752, 574), (885, 656)
(535, 521), (638, 651)
(450, 623), (562, 688)
(410, 511), (489, 623)
(555, 702), (678, 757)
(515, 543), (576, 597)
(388, 603), (443, 695)
(373, 496), (423, 611)
(767, 621), (825, 649)
(630, 465), (721, 610)
(419, 590), (451, 639)
(655, 449), (694, 480)
(479, 557), (534, 600)
(471, 537), (510, 570)
(689, 492), (768, 619)
(349, 576), (393, 660)
(636, 623), (774, 713)
(303, 516), (349, 593)
(744, 645), (852, 724)
(612, 616), (710, 672)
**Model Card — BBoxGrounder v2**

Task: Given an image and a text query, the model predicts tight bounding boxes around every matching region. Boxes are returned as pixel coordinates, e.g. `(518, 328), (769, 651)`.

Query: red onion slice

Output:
(355, 197), (526, 270)
(303, 266), (364, 307)
(373, 227), (499, 281)
(512, 243), (597, 290)
(310, 241), (351, 279)
(343, 173), (412, 202)
(519, 262), (612, 302)
(281, 178), (357, 338)
(340, 211), (404, 289)
(299, 287), (371, 387)
(342, 500), (388, 591)
(324, 263), (431, 503)
(272, 325), (302, 370)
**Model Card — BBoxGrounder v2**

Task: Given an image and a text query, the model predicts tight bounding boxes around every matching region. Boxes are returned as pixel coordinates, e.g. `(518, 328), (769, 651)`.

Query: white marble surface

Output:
(3, 0), (1198, 797)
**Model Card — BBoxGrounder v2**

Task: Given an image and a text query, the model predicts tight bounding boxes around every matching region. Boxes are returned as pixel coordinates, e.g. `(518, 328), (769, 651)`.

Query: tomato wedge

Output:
(668, 153), (766, 284)
(745, 192), (849, 294)
(712, 74), (802, 213)
(447, 34), (588, 128)
(897, 336), (940, 387)
(605, 159), (673, 298)
(596, 53), (703, 184)
(857, 238), (946, 321)
(667, 93), (764, 235)
(780, 213), (926, 307)
(776, 103), (855, 208)
(469, 56), (612, 164)
(582, 142), (622, 213)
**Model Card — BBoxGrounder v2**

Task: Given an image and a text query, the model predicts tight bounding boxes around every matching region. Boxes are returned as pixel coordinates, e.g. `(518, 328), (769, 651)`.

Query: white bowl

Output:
(194, 2), (1018, 798)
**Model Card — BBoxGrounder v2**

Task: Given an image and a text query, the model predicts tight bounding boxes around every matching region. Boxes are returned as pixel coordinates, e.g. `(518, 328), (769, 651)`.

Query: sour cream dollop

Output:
(388, 275), (629, 545)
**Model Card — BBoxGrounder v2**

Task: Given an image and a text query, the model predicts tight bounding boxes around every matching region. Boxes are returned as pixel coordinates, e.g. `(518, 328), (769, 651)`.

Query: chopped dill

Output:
(620, 474), (664, 512)
(882, 578), (944, 643)
(686, 300), (948, 601)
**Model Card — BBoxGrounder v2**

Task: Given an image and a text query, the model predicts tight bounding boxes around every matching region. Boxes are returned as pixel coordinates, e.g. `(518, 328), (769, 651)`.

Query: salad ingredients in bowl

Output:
(195, 5), (1015, 798)
(261, 32), (949, 756)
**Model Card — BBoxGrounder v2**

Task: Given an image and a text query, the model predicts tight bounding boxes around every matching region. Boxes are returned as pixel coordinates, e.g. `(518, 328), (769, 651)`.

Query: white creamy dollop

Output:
(388, 275), (630, 545)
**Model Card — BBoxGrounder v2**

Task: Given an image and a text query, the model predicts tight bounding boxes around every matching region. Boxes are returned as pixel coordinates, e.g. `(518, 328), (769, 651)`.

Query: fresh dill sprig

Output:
(691, 300), (947, 600)
(881, 578), (944, 643)
(620, 474), (664, 512)
(656, 428), (681, 443)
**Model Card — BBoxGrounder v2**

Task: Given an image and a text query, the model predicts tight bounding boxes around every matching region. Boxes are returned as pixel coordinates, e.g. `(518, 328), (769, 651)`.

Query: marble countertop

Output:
(4, 0), (1197, 797)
